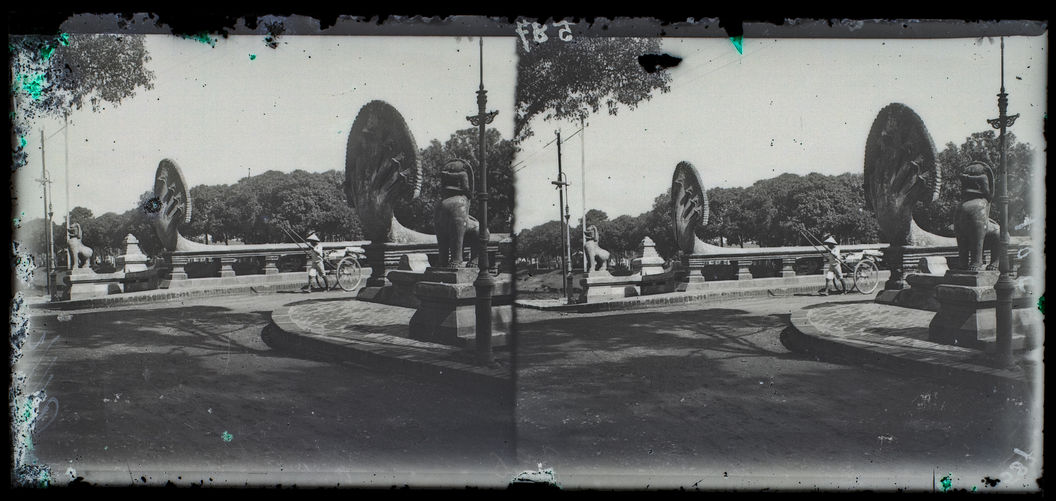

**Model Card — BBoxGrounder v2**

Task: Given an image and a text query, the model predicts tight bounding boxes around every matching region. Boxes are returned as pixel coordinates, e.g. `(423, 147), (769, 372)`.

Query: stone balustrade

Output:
(163, 241), (369, 288)
(681, 243), (889, 286)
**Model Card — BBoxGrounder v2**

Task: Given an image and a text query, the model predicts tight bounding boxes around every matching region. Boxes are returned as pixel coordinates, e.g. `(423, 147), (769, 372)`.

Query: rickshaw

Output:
(797, 227), (882, 295)
(277, 222), (364, 292)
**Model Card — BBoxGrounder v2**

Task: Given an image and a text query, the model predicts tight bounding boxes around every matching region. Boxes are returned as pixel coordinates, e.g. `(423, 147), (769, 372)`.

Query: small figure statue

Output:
(434, 159), (480, 268)
(953, 161), (1000, 271)
(583, 224), (611, 273)
(67, 222), (94, 269)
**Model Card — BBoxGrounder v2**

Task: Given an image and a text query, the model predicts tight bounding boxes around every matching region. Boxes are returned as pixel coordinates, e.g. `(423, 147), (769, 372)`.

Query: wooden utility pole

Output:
(37, 130), (56, 298)
(63, 111), (70, 269)
(551, 130), (571, 303)
(580, 117), (587, 274)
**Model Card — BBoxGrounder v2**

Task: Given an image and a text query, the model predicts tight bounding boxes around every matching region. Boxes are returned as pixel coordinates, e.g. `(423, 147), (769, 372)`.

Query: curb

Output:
(25, 281), (310, 312)
(784, 307), (1032, 387)
(518, 283), (828, 313)
(265, 305), (513, 394)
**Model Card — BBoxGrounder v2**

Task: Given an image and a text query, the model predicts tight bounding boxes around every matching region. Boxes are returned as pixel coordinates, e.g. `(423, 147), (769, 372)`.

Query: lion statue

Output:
(434, 159), (480, 268)
(584, 224), (611, 273)
(953, 161), (1000, 271)
(67, 222), (94, 269)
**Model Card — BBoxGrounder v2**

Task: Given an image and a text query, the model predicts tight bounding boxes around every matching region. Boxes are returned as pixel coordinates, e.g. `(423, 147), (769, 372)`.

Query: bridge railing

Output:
(682, 244), (890, 281)
(163, 241), (370, 283)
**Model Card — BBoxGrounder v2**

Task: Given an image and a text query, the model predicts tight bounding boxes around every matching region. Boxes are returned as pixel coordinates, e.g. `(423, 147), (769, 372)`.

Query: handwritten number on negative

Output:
(516, 20), (575, 52)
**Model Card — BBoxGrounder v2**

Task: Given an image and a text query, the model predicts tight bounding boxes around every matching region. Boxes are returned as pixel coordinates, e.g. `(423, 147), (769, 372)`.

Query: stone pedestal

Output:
(264, 255), (280, 275)
(734, 260), (754, 280)
(890, 273), (946, 311)
(779, 258), (797, 278)
(66, 267), (124, 300)
(220, 257), (237, 278)
(122, 269), (160, 293)
(359, 252), (430, 306)
(169, 255), (189, 281)
(929, 270), (1040, 350)
(579, 270), (642, 303)
(409, 267), (512, 349)
(676, 261), (706, 292)
(877, 255), (955, 310)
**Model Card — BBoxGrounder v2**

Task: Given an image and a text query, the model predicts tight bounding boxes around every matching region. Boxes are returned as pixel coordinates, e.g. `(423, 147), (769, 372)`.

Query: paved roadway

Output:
(16, 291), (516, 488)
(514, 294), (1040, 491)
(15, 291), (1040, 490)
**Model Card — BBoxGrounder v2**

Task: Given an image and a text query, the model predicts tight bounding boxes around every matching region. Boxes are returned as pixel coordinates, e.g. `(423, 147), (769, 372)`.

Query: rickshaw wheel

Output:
(854, 260), (880, 294)
(336, 257), (363, 292)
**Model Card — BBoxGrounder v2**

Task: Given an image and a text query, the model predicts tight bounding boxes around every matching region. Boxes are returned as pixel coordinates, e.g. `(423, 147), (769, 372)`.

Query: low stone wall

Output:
(681, 244), (888, 290)
(163, 241), (369, 284)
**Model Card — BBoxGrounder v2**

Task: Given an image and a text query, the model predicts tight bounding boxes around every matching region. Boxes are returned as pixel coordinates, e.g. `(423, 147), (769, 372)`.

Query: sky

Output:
(13, 34), (518, 226)
(10, 33), (1049, 239)
(512, 35), (1048, 231)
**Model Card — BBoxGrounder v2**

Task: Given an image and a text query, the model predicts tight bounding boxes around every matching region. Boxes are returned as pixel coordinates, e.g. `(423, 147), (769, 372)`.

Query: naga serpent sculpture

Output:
(344, 100), (436, 246)
(671, 161), (724, 255)
(151, 158), (213, 252)
(863, 103), (956, 247)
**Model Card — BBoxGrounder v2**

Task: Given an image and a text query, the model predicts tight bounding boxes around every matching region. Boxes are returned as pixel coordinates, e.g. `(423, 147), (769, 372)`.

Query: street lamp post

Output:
(466, 37), (498, 365)
(551, 130), (573, 304)
(36, 130), (56, 299)
(986, 37), (1019, 367)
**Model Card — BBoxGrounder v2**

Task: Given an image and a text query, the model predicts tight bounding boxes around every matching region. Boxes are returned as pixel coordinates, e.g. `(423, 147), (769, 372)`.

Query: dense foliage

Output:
(517, 172), (884, 263)
(515, 36), (672, 141)
(914, 130), (1035, 236)
(17, 128), (515, 263)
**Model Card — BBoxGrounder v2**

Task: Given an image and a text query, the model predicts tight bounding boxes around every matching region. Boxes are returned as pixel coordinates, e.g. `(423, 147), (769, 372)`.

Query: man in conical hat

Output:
(820, 235), (845, 296)
(305, 232), (326, 292)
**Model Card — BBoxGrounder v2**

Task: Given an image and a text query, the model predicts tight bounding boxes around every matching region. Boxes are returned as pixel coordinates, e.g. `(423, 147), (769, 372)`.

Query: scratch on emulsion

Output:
(10, 292), (54, 487)
(10, 35), (65, 488)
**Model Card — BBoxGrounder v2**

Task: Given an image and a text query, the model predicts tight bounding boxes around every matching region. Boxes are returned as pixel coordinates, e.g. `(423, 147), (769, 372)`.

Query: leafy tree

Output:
(13, 217), (63, 264)
(263, 170), (360, 243)
(516, 220), (565, 263)
(126, 191), (165, 257)
(185, 184), (228, 244)
(914, 130), (1035, 237)
(602, 214), (645, 267)
(36, 34), (156, 114)
(514, 37), (673, 141)
(640, 190), (676, 260)
(11, 33), (156, 167)
(89, 211), (130, 256)
(404, 127), (516, 234)
(702, 187), (748, 247)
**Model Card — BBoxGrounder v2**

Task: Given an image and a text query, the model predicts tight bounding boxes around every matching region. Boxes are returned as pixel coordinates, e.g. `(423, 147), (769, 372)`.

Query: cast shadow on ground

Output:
(516, 313), (1033, 471)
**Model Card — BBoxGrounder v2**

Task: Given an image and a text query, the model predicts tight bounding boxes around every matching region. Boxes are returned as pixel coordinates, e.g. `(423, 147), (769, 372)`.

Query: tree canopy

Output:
(514, 36), (673, 141)
(11, 33), (157, 173)
(516, 171), (885, 263)
(18, 127), (515, 262)
(914, 130), (1035, 236)
(401, 127), (516, 234)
